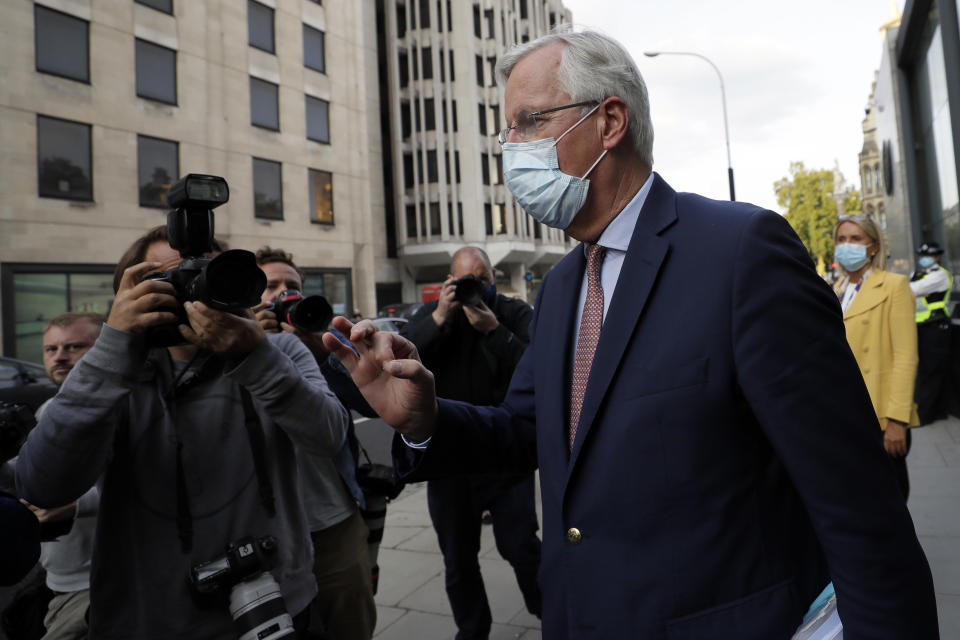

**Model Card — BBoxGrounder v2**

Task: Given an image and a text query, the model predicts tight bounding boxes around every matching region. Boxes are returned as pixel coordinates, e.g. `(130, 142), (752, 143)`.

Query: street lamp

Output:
(644, 51), (735, 201)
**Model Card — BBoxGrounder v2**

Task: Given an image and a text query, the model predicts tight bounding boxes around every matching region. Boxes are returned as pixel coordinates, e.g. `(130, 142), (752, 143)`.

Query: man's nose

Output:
(54, 348), (69, 361)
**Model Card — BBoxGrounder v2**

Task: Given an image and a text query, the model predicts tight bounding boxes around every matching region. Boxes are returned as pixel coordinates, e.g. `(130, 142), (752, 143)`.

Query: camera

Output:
(0, 402), (36, 463)
(267, 291), (333, 333)
(140, 174), (267, 347)
(452, 275), (486, 307)
(190, 535), (295, 640)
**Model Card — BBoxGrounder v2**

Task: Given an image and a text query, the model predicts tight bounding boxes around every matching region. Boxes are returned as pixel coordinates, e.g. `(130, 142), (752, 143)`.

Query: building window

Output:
(403, 153), (414, 188)
(478, 103), (487, 136)
(475, 55), (484, 87)
(519, 0), (528, 19)
(135, 0), (173, 14)
(252, 158), (283, 220)
(135, 39), (177, 105)
(426, 150), (438, 182)
(418, 0), (430, 28)
(406, 204), (417, 237)
(306, 96), (330, 143)
(137, 135), (178, 208)
(396, 3), (407, 38)
(250, 77), (279, 130)
(1, 265), (115, 362)
(473, 6), (481, 38)
(34, 5), (89, 82)
(424, 98), (436, 131)
(248, 0), (275, 53)
(421, 47), (433, 79)
(37, 116), (92, 201)
(398, 51), (409, 88)
(303, 269), (352, 316)
(309, 169), (334, 224)
(487, 57), (496, 87)
(481, 152), (490, 185)
(429, 202), (441, 235)
(484, 8), (494, 38)
(303, 24), (325, 73)
(448, 50), (455, 81)
(400, 101), (411, 138)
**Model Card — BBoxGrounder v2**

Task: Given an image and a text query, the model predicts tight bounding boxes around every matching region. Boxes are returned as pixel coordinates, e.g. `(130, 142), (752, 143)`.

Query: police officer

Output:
(910, 242), (954, 424)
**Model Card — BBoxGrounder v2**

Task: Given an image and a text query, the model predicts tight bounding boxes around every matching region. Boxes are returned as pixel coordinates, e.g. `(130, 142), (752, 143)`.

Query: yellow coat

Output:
(837, 269), (919, 427)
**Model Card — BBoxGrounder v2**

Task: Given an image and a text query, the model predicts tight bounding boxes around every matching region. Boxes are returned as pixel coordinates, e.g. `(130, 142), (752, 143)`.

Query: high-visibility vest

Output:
(913, 266), (954, 323)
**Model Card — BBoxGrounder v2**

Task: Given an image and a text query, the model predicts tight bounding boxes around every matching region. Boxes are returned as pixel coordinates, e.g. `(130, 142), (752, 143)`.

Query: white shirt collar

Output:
(586, 172), (655, 255)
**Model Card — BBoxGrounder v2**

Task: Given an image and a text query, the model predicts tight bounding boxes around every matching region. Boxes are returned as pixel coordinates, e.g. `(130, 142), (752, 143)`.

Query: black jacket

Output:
(402, 294), (532, 406)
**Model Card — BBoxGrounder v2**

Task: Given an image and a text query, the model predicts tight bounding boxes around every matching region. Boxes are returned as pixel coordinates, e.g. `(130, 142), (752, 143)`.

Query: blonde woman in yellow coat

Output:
(833, 214), (919, 499)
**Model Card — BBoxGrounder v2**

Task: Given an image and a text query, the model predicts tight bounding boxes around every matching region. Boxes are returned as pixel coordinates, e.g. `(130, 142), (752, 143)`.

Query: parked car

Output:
(0, 356), (57, 412)
(368, 317), (409, 334)
(377, 303), (424, 320)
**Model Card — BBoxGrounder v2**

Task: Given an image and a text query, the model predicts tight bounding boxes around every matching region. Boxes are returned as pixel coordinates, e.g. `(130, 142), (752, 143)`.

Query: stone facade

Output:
(0, 0), (390, 358)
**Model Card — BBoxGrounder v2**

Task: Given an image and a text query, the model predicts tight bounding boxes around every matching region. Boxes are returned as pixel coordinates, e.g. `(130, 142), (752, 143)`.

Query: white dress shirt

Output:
(572, 172), (654, 351)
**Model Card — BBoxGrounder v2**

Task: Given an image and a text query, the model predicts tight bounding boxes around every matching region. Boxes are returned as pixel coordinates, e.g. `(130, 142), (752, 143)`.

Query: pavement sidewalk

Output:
(371, 416), (960, 639)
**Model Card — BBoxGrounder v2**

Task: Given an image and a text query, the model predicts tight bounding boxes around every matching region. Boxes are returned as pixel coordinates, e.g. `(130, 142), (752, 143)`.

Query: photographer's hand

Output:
(107, 262), (180, 333)
(432, 276), (460, 327)
(463, 301), (499, 335)
(253, 302), (281, 333)
(322, 317), (437, 441)
(180, 302), (266, 357)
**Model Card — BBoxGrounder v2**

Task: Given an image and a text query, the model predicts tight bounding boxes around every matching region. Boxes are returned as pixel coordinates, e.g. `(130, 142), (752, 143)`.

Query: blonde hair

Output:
(833, 215), (886, 273)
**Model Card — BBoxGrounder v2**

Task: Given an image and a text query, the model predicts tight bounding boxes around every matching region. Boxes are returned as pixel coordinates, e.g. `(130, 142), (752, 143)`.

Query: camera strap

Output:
(163, 352), (276, 554)
(239, 387), (276, 519)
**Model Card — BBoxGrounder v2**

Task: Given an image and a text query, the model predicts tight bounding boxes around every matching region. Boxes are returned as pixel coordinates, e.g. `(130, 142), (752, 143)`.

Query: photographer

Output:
(3, 313), (104, 640)
(253, 247), (376, 640)
(400, 247), (541, 640)
(14, 225), (349, 639)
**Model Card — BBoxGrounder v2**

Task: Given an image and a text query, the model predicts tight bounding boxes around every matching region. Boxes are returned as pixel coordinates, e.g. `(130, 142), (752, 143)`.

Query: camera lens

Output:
(229, 573), (296, 640)
(288, 296), (333, 332)
(200, 250), (267, 310)
(453, 276), (484, 307)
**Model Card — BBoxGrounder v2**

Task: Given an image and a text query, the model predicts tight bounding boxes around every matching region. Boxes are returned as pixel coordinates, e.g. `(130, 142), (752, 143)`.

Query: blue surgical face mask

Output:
(918, 256), (936, 269)
(502, 104), (607, 230)
(483, 283), (497, 305)
(834, 242), (870, 272)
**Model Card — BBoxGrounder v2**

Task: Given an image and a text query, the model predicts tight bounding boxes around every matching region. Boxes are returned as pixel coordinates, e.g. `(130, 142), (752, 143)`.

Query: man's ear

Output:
(598, 97), (629, 151)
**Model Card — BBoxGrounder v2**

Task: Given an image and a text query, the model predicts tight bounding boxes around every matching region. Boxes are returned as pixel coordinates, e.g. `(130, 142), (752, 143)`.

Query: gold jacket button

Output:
(566, 528), (582, 544)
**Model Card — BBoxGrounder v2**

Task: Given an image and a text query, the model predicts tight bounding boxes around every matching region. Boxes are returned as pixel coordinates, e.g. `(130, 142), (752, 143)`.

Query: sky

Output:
(560, 0), (905, 213)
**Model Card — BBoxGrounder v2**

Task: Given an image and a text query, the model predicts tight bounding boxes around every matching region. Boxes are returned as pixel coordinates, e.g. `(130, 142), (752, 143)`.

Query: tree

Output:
(774, 162), (842, 267)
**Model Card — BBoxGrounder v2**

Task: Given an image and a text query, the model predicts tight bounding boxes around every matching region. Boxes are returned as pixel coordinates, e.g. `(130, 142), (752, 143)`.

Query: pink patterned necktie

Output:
(569, 243), (606, 451)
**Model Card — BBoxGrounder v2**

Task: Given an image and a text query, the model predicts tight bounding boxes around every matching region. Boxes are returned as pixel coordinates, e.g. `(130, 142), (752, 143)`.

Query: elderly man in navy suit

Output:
(324, 27), (938, 640)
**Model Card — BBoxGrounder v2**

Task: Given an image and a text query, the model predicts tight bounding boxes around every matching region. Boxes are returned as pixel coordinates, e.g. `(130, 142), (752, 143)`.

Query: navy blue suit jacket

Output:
(395, 175), (938, 639)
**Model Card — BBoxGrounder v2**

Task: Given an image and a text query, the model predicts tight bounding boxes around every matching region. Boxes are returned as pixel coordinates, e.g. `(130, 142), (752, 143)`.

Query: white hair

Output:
(496, 26), (654, 166)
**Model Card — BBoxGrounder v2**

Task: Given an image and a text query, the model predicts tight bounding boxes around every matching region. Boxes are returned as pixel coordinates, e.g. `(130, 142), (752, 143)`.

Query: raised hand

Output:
(432, 276), (460, 326)
(106, 262), (180, 333)
(322, 316), (437, 441)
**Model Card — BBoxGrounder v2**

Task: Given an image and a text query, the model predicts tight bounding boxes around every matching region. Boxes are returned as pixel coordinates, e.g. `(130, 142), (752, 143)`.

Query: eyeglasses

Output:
(837, 213), (872, 222)
(497, 100), (599, 145)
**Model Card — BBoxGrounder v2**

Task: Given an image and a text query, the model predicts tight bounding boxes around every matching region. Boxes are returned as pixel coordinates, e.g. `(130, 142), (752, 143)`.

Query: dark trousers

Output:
(916, 319), (952, 425)
(427, 473), (542, 640)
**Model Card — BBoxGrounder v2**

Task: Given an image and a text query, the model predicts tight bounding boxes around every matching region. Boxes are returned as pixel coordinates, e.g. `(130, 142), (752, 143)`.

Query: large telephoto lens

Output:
(229, 573), (295, 640)
(195, 250), (266, 310)
(287, 295), (333, 332)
